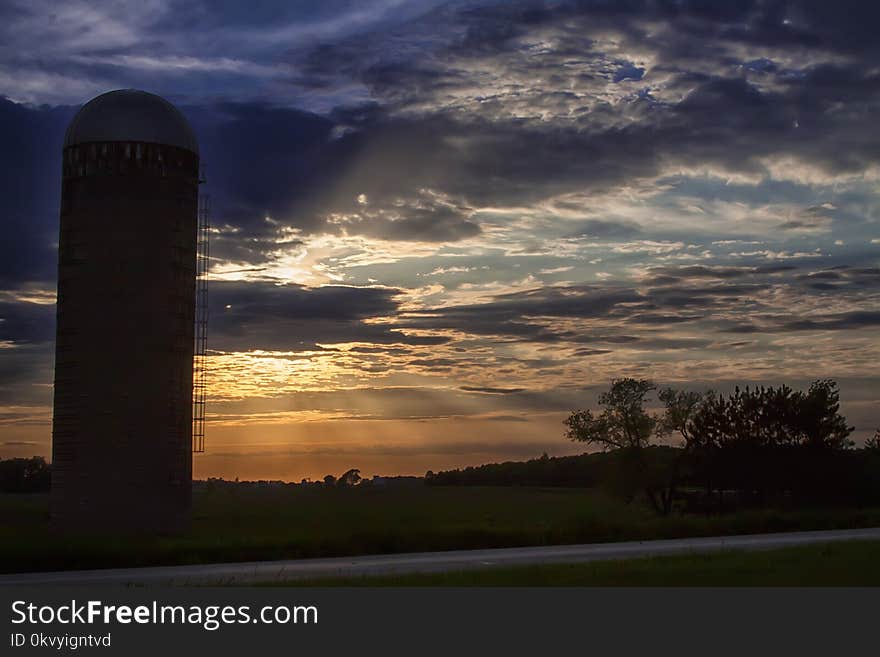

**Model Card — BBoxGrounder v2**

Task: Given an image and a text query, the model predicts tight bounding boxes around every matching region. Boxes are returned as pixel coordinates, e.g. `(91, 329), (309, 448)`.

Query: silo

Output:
(51, 89), (200, 534)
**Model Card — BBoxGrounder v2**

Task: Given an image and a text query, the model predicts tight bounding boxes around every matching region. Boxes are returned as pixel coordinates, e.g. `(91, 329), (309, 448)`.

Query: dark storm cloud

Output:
(399, 261), (880, 343)
(789, 266), (880, 293)
(187, 102), (337, 234)
(0, 98), (73, 287)
(801, 266), (880, 281)
(345, 345), (412, 355)
(641, 264), (876, 292)
(459, 386), (526, 394)
(0, 343), (52, 386)
(565, 219), (641, 239)
(626, 313), (697, 325)
(212, 280), (399, 321)
(209, 280), (448, 351)
(186, 103), (483, 248)
(778, 203), (835, 231)
(645, 283), (773, 305)
(726, 310), (880, 334)
(346, 200), (481, 242)
(0, 300), (55, 344)
(404, 274), (791, 339)
(402, 285), (652, 343)
(572, 348), (612, 357)
(0, 341), (54, 410)
(641, 265), (767, 284)
(461, 0), (880, 61)
(407, 358), (457, 368)
(270, 0), (880, 218)
(781, 311), (880, 331)
(295, 66), (874, 231)
(402, 286), (646, 342)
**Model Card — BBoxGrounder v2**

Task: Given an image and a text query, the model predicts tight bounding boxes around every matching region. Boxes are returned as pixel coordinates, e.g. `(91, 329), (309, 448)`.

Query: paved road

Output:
(2, 527), (878, 586)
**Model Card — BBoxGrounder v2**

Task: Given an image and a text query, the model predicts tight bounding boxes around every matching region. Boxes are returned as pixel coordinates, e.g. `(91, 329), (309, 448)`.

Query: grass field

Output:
(282, 540), (880, 586)
(3, 484), (880, 573)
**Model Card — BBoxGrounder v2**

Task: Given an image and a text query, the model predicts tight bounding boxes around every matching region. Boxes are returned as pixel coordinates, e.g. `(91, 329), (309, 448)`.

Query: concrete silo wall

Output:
(51, 141), (199, 533)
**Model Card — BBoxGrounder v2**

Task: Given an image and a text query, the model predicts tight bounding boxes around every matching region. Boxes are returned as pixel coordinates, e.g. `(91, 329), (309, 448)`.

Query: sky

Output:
(1, 0), (879, 482)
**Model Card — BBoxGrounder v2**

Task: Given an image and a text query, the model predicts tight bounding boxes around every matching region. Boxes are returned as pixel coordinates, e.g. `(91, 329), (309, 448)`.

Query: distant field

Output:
(3, 485), (880, 573)
(284, 540), (880, 586)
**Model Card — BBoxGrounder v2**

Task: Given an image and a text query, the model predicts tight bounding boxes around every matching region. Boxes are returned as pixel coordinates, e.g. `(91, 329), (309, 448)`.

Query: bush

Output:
(0, 457), (51, 493)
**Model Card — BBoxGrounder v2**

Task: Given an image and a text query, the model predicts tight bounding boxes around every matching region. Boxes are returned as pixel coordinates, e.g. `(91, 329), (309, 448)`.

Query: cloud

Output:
(289, 1), (880, 197)
(0, 99), (72, 287)
(781, 311), (880, 332)
(401, 285), (645, 342)
(325, 190), (481, 242)
(566, 219), (642, 239)
(641, 265), (783, 284)
(0, 298), (56, 344)
(0, 0), (447, 105)
(396, 261), (880, 346)
(460, 386), (526, 394)
(209, 280), (447, 351)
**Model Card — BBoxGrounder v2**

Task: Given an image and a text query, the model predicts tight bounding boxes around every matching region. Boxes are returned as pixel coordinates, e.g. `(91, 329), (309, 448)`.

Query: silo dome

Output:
(63, 89), (199, 154)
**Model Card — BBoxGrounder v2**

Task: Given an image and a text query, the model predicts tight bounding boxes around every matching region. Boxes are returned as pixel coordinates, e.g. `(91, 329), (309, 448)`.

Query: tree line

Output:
(431, 379), (880, 515)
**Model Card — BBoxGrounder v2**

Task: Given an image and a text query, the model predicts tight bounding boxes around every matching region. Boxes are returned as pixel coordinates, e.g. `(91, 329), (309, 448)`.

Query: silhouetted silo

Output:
(51, 89), (202, 533)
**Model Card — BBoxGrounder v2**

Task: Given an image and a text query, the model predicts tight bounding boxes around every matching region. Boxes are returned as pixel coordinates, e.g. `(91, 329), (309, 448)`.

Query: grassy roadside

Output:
(3, 486), (880, 573)
(276, 540), (880, 586)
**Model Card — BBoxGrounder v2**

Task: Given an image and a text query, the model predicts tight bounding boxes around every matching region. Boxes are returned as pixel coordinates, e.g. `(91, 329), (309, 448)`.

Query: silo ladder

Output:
(193, 192), (209, 453)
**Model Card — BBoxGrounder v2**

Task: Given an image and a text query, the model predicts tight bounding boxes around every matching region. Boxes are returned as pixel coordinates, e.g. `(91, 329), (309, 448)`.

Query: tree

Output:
(866, 430), (880, 452)
(652, 388), (709, 514)
(322, 474), (337, 486)
(686, 380), (854, 506)
(564, 378), (657, 451)
(565, 379), (668, 510)
(658, 388), (705, 448)
(0, 456), (50, 493)
(337, 468), (362, 487)
(795, 379), (854, 450)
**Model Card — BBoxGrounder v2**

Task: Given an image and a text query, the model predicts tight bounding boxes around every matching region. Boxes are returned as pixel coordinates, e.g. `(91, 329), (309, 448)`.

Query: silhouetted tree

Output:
(323, 474), (337, 486)
(658, 388), (705, 446)
(0, 457), (50, 493)
(564, 378), (657, 451)
(650, 388), (710, 514)
(796, 380), (855, 450)
(687, 380), (854, 507)
(565, 378), (668, 509)
(337, 468), (362, 487)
